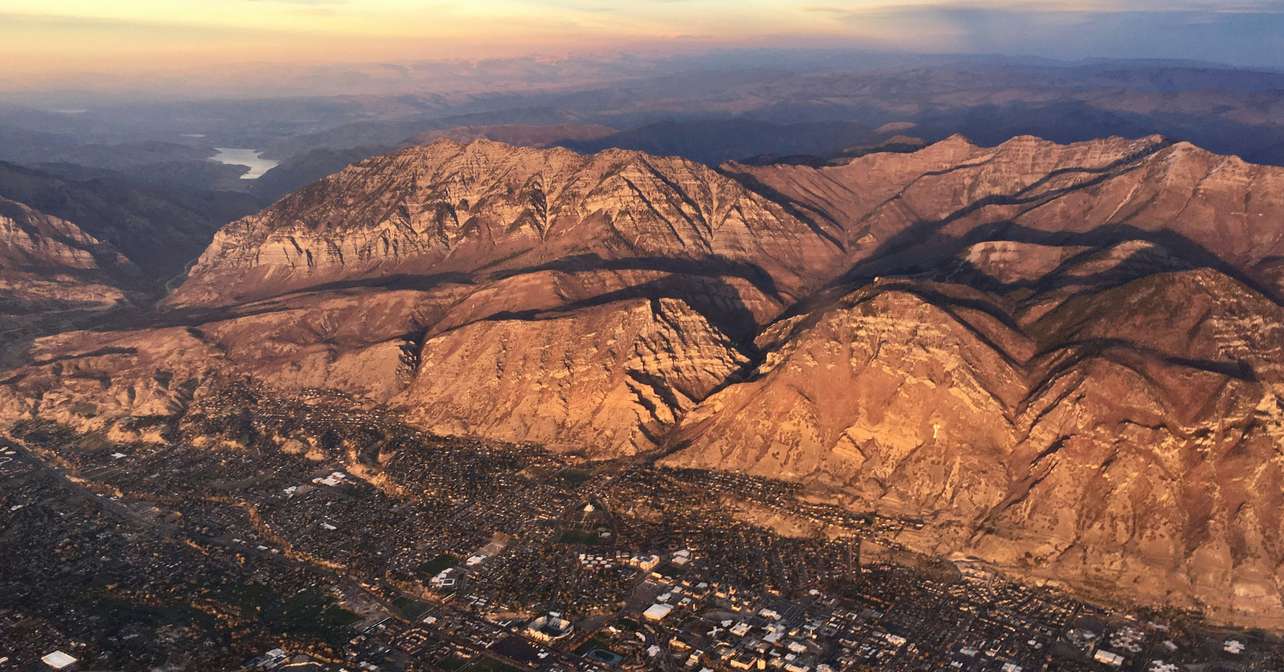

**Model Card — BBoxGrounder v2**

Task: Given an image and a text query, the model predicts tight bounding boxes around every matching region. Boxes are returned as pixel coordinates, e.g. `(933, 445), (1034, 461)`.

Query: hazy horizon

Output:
(4, 1), (1284, 99)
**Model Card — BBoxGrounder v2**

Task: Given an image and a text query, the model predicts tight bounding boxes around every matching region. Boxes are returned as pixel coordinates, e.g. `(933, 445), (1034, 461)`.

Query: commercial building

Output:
(643, 603), (674, 622)
(525, 613), (573, 643)
(41, 651), (78, 670)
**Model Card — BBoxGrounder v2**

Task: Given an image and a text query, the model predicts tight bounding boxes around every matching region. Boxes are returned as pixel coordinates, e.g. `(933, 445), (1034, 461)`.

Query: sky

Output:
(2, 1), (1283, 90)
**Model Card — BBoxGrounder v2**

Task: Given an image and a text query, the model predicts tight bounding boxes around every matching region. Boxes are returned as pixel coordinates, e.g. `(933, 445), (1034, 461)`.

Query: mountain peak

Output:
(167, 139), (844, 308)
(8, 131), (1284, 629)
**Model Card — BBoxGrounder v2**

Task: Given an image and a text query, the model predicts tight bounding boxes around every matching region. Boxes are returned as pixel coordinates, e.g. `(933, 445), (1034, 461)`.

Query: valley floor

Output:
(1, 383), (1280, 672)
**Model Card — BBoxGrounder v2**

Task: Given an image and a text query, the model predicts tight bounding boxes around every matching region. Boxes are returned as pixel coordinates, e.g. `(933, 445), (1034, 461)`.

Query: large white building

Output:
(643, 603), (674, 622)
(41, 651), (78, 670)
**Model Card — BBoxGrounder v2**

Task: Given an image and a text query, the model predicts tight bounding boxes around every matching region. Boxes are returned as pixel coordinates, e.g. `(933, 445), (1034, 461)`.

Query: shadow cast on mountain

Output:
(491, 254), (788, 305)
(418, 273), (764, 349)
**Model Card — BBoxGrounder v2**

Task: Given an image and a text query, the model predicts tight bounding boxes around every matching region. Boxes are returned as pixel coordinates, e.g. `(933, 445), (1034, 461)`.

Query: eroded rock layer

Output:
(170, 138), (844, 309)
(3, 135), (1283, 627)
(667, 269), (1284, 627)
(0, 196), (135, 312)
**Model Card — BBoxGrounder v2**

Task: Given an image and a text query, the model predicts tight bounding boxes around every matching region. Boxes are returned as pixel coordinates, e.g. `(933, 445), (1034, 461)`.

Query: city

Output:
(1, 380), (1279, 671)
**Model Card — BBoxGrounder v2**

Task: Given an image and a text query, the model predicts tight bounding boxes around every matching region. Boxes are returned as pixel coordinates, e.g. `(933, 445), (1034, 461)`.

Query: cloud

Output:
(0, 11), (289, 37)
(3, 0), (1283, 85)
(792, 2), (1284, 67)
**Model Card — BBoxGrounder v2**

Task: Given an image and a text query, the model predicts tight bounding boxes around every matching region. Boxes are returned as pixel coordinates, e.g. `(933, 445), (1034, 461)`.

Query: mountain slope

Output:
(0, 196), (138, 312)
(726, 134), (1284, 298)
(0, 161), (261, 280)
(667, 265), (1284, 626)
(170, 138), (844, 310)
(11, 138), (845, 455)
(2, 135), (1283, 627)
(401, 297), (746, 455)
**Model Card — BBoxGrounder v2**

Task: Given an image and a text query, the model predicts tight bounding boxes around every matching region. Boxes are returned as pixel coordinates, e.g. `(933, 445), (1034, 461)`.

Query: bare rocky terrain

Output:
(0, 197), (136, 310)
(2, 134), (1281, 629)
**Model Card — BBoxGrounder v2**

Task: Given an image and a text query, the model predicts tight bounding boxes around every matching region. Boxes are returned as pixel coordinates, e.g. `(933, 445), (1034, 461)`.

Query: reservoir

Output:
(209, 147), (279, 180)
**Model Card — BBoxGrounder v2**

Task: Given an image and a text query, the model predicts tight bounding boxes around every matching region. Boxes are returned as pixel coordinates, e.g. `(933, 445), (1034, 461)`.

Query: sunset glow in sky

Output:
(3, 1), (1283, 86)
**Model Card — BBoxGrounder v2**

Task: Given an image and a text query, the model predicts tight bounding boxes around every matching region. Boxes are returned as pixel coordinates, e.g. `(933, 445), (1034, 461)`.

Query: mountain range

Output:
(1, 133), (1281, 628)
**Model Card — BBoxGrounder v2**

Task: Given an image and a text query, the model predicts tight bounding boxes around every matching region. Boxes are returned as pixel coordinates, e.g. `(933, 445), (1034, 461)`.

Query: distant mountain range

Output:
(5, 56), (1284, 206)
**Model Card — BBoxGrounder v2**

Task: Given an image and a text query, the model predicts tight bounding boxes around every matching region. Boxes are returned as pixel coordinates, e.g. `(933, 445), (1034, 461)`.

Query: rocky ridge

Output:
(2, 135), (1283, 627)
(170, 138), (844, 312)
(0, 196), (136, 312)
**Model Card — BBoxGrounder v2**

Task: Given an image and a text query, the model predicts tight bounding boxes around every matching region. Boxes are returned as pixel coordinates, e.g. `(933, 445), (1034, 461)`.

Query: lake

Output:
(209, 147), (279, 180)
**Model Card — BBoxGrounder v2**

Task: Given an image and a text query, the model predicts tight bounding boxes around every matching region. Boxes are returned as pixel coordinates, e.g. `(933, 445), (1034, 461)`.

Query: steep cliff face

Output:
(170, 138), (844, 309)
(4, 135), (1284, 627)
(727, 134), (1284, 295)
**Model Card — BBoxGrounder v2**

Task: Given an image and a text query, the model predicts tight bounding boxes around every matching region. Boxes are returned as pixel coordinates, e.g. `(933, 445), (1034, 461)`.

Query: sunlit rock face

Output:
(0, 197), (138, 310)
(5, 135), (1284, 628)
(169, 138), (845, 309)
